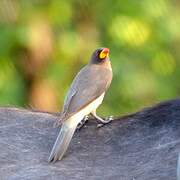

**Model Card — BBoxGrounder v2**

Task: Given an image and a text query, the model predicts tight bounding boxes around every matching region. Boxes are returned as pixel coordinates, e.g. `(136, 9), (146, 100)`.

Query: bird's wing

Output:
(60, 64), (112, 121)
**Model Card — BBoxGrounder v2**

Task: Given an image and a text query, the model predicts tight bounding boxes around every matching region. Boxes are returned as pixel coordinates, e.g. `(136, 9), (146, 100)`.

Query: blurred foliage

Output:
(0, 0), (180, 116)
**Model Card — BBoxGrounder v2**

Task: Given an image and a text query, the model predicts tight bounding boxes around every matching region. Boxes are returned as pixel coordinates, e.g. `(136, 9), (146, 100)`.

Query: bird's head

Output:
(90, 47), (110, 64)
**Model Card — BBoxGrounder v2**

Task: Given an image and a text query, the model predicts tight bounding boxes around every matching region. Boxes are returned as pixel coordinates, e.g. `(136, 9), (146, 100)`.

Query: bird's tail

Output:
(48, 118), (78, 163)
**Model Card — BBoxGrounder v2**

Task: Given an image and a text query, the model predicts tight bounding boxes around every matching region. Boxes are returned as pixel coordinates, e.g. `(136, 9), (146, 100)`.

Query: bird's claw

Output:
(77, 115), (89, 130)
(97, 116), (113, 128)
(105, 115), (113, 122)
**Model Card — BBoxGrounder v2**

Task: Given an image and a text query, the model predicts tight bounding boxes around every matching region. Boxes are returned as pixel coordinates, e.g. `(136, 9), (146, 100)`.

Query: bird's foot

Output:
(77, 115), (89, 130)
(97, 116), (113, 128)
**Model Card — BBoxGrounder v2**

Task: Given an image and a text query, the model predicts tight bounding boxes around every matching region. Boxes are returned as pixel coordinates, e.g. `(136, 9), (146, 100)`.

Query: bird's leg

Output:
(91, 110), (113, 127)
(77, 115), (89, 130)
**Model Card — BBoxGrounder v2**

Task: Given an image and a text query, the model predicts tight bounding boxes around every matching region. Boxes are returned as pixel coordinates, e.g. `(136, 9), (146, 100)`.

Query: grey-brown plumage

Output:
(48, 47), (113, 163)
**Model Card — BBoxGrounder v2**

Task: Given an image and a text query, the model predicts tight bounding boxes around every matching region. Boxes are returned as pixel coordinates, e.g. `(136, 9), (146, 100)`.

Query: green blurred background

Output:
(0, 0), (179, 116)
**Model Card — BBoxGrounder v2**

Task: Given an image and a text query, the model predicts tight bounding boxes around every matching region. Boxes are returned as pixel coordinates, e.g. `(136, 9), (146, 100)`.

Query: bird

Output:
(48, 47), (113, 163)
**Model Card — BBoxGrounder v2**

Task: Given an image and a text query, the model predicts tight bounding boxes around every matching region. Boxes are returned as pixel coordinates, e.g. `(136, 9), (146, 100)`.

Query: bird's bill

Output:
(99, 48), (109, 59)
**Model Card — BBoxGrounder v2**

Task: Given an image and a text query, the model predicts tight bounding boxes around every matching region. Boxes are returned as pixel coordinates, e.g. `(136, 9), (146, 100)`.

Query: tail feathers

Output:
(48, 122), (77, 163)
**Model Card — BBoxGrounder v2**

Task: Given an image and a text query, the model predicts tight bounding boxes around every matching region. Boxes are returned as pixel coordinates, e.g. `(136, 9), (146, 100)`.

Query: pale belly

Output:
(66, 93), (105, 127)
